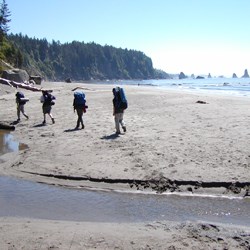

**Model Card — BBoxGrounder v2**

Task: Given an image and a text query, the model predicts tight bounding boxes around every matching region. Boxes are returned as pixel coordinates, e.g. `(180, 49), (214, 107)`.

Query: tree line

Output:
(6, 33), (168, 81)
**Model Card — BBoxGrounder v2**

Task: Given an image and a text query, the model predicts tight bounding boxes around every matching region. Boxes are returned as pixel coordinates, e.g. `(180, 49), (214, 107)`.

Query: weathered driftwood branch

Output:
(0, 78), (52, 92)
(71, 86), (93, 91)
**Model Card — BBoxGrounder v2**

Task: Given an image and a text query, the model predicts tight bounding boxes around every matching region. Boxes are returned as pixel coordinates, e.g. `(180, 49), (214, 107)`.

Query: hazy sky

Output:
(5, 0), (250, 77)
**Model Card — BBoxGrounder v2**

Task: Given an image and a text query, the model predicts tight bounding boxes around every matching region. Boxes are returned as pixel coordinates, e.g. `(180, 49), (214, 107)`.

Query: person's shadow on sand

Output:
(10, 120), (19, 125)
(101, 133), (120, 140)
(33, 123), (46, 128)
(64, 128), (82, 132)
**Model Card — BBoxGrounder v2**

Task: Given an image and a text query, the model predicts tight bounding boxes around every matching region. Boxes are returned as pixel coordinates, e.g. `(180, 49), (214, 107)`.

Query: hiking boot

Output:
(122, 126), (126, 132)
(116, 131), (121, 135)
(26, 116), (29, 120)
(82, 124), (85, 129)
(42, 120), (46, 125)
(52, 118), (55, 124)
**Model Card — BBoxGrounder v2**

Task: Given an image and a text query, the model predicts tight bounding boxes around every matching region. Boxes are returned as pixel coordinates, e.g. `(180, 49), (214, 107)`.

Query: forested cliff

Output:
(2, 33), (169, 81)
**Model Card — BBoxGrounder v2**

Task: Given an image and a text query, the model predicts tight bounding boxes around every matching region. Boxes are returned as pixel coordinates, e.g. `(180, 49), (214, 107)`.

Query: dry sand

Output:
(0, 81), (250, 249)
(0, 217), (249, 250)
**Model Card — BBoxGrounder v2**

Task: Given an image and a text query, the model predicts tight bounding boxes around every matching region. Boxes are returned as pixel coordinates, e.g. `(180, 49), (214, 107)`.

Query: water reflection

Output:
(0, 130), (27, 155)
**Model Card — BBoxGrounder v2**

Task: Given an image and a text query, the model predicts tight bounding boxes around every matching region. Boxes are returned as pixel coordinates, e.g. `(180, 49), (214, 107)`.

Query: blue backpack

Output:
(16, 92), (24, 99)
(74, 92), (86, 106)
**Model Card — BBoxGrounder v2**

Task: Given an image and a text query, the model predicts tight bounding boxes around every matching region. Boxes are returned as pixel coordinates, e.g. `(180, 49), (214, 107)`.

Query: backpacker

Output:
(113, 87), (128, 110)
(74, 91), (86, 106)
(42, 92), (56, 106)
(16, 91), (29, 105)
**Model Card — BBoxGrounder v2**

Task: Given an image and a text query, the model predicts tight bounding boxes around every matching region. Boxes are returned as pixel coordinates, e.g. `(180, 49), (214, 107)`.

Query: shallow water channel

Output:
(0, 130), (250, 226)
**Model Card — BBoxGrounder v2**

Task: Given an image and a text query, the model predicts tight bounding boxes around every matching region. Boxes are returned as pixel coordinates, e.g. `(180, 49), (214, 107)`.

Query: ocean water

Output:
(104, 77), (250, 97)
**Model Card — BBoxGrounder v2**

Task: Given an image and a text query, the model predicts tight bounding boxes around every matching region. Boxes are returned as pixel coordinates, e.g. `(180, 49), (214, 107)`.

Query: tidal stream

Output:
(0, 130), (249, 226)
(0, 176), (249, 226)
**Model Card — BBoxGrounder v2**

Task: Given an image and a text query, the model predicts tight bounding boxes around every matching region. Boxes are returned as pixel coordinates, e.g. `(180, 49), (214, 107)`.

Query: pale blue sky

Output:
(5, 0), (250, 77)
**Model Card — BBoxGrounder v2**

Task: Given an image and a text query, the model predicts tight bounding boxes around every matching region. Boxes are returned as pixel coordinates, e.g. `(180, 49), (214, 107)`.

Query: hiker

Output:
(16, 91), (29, 122)
(112, 87), (127, 134)
(73, 91), (88, 129)
(40, 90), (55, 124)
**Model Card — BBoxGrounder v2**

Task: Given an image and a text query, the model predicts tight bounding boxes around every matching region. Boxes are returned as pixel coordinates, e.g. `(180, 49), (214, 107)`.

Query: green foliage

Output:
(154, 69), (171, 79)
(0, 0), (11, 43)
(6, 33), (168, 81)
(0, 36), (22, 69)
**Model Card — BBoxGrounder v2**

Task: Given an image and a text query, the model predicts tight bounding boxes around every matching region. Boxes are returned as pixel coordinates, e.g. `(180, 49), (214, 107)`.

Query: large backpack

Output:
(16, 91), (28, 105)
(16, 92), (24, 99)
(74, 92), (86, 106)
(114, 87), (128, 110)
(43, 93), (56, 106)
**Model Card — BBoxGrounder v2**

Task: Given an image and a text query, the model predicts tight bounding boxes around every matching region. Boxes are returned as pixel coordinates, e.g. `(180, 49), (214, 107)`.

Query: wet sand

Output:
(0, 81), (250, 249)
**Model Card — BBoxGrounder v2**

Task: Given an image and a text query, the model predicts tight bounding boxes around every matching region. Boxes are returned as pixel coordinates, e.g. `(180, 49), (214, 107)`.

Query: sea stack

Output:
(179, 72), (187, 79)
(242, 69), (249, 78)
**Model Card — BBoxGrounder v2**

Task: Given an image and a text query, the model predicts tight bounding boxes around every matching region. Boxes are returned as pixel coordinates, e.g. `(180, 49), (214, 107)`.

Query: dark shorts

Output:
(43, 105), (52, 114)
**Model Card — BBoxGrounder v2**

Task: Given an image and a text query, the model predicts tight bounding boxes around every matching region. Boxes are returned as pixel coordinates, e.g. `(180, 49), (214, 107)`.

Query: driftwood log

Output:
(71, 86), (93, 91)
(0, 78), (52, 92)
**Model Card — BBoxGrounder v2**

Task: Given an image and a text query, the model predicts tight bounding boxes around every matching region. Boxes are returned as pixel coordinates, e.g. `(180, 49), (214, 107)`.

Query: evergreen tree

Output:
(0, 0), (11, 42)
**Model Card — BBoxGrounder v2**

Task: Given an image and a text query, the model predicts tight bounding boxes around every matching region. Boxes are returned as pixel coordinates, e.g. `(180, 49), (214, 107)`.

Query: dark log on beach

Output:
(0, 122), (15, 130)
(71, 86), (93, 91)
(0, 78), (52, 92)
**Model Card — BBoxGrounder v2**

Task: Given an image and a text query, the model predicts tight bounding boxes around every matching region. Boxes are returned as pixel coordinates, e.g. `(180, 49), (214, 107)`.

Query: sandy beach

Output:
(0, 81), (250, 249)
